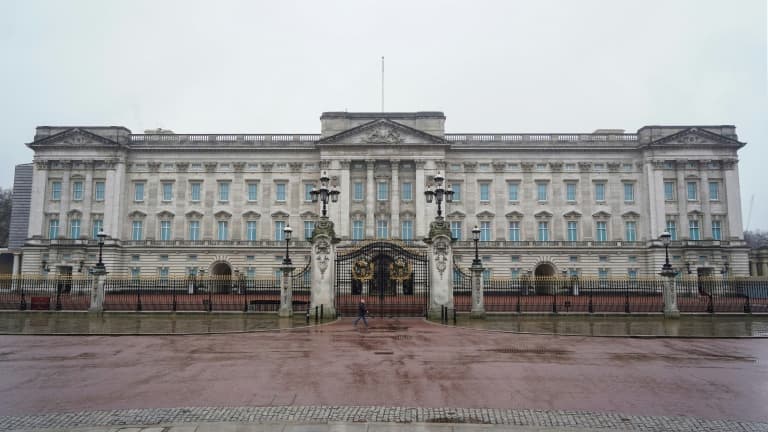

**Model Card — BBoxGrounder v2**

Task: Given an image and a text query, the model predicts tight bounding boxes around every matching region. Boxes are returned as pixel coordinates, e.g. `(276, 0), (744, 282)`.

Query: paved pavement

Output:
(1, 318), (767, 431)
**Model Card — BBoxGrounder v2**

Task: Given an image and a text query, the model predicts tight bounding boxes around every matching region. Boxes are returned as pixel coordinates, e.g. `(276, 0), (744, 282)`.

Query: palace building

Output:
(8, 111), (749, 280)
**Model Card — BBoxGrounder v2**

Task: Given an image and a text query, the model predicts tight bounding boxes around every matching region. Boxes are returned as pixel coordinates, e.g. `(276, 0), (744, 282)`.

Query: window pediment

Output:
(622, 211), (640, 219)
(156, 210), (175, 218)
(534, 210), (553, 219)
(446, 210), (466, 220)
(271, 210), (290, 219)
(128, 210), (147, 219)
(592, 210), (611, 219)
(563, 210), (582, 219)
(214, 210), (232, 219)
(185, 210), (203, 219)
(300, 211), (319, 219)
(242, 211), (261, 219)
(476, 210), (495, 220)
(505, 211), (524, 220)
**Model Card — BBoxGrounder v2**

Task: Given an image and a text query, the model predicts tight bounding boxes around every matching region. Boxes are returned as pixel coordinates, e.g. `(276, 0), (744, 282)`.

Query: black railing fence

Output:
(0, 275), (92, 311)
(453, 263), (472, 312)
(291, 261), (312, 312)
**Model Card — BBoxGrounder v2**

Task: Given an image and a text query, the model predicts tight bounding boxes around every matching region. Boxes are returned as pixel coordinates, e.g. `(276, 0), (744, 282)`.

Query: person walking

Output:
(353, 298), (369, 328)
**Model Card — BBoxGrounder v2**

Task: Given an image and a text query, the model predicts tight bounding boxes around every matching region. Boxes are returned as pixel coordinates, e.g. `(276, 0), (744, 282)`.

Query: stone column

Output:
(338, 160), (351, 239)
(662, 272), (680, 319)
(28, 161), (49, 238)
(700, 165), (711, 238)
(89, 268), (107, 313)
(427, 229), (454, 320)
(470, 263), (485, 318)
(310, 218), (337, 318)
(750, 260), (758, 277)
(279, 264), (294, 317)
(676, 161), (689, 237)
(11, 252), (20, 291)
(415, 161), (427, 239)
(723, 159), (744, 239)
(365, 160), (375, 238)
(391, 160), (400, 238)
(646, 161), (666, 241)
(104, 161), (126, 239)
(82, 162), (94, 238)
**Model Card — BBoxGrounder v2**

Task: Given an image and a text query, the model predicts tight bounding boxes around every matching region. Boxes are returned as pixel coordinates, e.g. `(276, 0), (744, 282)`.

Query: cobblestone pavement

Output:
(1, 406), (767, 432)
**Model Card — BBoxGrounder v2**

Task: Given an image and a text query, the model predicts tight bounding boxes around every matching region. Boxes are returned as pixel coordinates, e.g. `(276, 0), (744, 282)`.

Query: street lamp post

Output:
(659, 231), (680, 318)
(424, 171), (453, 219)
(659, 231), (675, 277)
(283, 224), (293, 266)
(310, 170), (340, 218)
(472, 225), (481, 267)
(94, 230), (107, 273)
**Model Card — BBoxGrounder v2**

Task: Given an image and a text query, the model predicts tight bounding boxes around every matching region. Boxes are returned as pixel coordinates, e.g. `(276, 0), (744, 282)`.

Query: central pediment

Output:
(317, 119), (449, 146)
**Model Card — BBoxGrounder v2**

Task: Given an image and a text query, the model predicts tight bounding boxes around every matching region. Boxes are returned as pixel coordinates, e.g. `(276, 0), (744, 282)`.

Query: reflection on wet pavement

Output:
(0, 312), (313, 334)
(443, 314), (768, 337)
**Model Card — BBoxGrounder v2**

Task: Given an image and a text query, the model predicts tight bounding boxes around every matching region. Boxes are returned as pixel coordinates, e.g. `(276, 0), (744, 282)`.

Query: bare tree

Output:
(744, 230), (768, 249)
(0, 187), (10, 247)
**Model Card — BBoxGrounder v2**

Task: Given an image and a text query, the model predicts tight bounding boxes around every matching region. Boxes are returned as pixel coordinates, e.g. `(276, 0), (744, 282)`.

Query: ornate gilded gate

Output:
(335, 241), (430, 317)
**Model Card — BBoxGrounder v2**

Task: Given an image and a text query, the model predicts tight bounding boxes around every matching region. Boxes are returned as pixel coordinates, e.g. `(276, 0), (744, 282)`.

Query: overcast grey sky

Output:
(1, 0), (766, 229)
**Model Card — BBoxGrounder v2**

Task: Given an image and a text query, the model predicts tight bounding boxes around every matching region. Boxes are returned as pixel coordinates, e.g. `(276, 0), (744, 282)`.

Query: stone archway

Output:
(533, 262), (557, 294)
(534, 262), (556, 277)
(210, 261), (232, 293)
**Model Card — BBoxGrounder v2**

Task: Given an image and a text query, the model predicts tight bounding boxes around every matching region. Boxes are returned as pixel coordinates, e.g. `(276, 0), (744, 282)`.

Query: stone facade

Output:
(12, 112), (749, 278)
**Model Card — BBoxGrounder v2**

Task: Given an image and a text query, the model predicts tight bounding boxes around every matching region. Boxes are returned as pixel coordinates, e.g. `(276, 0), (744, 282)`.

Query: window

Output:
(376, 220), (388, 239)
(598, 268), (609, 279)
(353, 182), (364, 201)
(625, 221), (637, 242)
(246, 268), (256, 279)
(401, 182), (413, 201)
(352, 220), (364, 240)
(69, 219), (80, 239)
(160, 182), (172, 202)
(304, 184), (314, 202)
(274, 221), (286, 241)
(450, 221), (462, 240)
(247, 182), (259, 201)
(709, 182), (720, 201)
(599, 255), (608, 263)
(51, 181), (61, 200)
(131, 267), (140, 279)
(377, 182), (389, 201)
(188, 221), (200, 241)
(568, 268), (579, 277)
(511, 269), (521, 279)
(91, 219), (103, 239)
(569, 256), (578, 263)
(564, 163), (576, 171)
(628, 269), (638, 279)
(190, 182), (201, 202)
(624, 183), (634, 202)
(131, 255), (140, 262)
(508, 183), (519, 201)
(565, 183), (576, 202)
(134, 183), (145, 201)
(687, 181), (698, 201)
(536, 163), (546, 171)
(594, 182), (606, 202)
(537, 183), (548, 201)
(623, 163), (633, 172)
(595, 221), (607, 242)
(628, 256), (637, 263)
(275, 183), (286, 202)
(666, 219), (677, 240)
(304, 221), (315, 240)
(712, 220), (722, 240)
(159, 267), (169, 279)
(215, 220), (227, 240)
(132, 221), (143, 240)
(508, 221), (520, 241)
(450, 184), (461, 201)
(218, 182), (230, 202)
(664, 181), (675, 201)
(246, 221), (258, 241)
(94, 181), (105, 201)
(160, 220), (172, 240)
(537, 221), (549, 241)
(567, 221), (578, 241)
(479, 183), (490, 202)
(72, 181), (83, 201)
(689, 219), (700, 240)
(401, 220), (413, 240)
(480, 221), (492, 241)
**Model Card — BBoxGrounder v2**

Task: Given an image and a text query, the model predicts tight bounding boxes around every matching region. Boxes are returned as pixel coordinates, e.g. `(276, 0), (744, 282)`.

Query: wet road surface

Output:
(0, 318), (766, 423)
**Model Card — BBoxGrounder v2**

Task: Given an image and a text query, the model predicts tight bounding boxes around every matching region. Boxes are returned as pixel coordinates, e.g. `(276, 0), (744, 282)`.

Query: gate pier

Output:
(425, 219), (454, 320)
(310, 218), (337, 319)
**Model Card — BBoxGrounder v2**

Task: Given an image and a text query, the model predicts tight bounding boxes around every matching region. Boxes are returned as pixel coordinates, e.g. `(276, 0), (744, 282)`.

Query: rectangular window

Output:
(51, 181), (61, 200)
(72, 181), (83, 201)
(565, 183), (576, 202)
(160, 220), (171, 240)
(352, 220), (364, 240)
(625, 221), (637, 242)
(508, 183), (519, 202)
(159, 267), (169, 279)
(376, 220), (388, 239)
(304, 183), (314, 202)
(246, 268), (256, 279)
(218, 182), (230, 202)
(69, 219), (80, 239)
(687, 181), (698, 201)
(595, 182), (606, 202)
(134, 183), (145, 201)
(377, 182), (389, 201)
(246, 221), (258, 241)
(401, 220), (413, 240)
(94, 181), (105, 201)
(131, 267), (140, 279)
(664, 181), (675, 201)
(709, 181), (720, 201)
(689, 219), (700, 240)
(275, 183), (286, 202)
(596, 221), (607, 242)
(217, 221), (229, 240)
(511, 269), (520, 279)
(598, 268), (609, 279)
(509, 221), (521, 241)
(450, 184), (461, 202)
(353, 182), (364, 201)
(91, 219), (103, 239)
(628, 269), (638, 279)
(537, 221), (549, 241)
(624, 183), (634, 202)
(132, 221), (143, 240)
(711, 220), (722, 240)
(666, 219), (677, 241)
(247, 182), (259, 201)
(567, 221), (578, 241)
(190, 182), (201, 202)
(304, 221), (315, 240)
(274, 220), (286, 241)
(537, 183), (548, 201)
(480, 221), (492, 241)
(479, 183), (490, 202)
(188, 221), (200, 240)
(450, 221), (462, 240)
(162, 182), (173, 201)
(401, 182), (413, 201)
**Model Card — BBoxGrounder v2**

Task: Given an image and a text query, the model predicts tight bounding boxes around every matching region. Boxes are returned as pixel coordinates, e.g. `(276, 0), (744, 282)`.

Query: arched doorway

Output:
(210, 261), (232, 293)
(534, 262), (556, 294)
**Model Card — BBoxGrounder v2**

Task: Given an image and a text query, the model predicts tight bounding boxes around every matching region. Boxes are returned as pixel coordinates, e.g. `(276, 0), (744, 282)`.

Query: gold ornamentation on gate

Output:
(389, 256), (412, 282)
(352, 258), (374, 282)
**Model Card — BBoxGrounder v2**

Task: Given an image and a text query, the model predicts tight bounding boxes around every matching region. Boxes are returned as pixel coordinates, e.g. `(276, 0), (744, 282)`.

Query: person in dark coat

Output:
(353, 298), (369, 328)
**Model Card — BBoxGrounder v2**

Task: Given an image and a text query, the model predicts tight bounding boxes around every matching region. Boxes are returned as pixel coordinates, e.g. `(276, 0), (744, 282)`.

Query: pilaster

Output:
(279, 264), (294, 317)
(391, 160), (400, 237)
(415, 160), (427, 238)
(365, 160), (375, 238)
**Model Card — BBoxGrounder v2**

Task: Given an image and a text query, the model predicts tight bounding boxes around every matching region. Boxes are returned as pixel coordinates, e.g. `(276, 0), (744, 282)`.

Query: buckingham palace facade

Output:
(9, 111), (749, 278)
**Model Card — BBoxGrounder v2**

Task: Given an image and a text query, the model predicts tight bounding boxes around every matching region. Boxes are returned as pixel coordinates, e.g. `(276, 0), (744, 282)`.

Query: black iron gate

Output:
(335, 241), (429, 317)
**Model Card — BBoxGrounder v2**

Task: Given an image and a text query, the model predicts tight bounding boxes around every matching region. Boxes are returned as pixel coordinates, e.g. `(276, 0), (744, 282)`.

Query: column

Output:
(104, 161), (125, 239)
(89, 268), (107, 313)
(391, 160), (400, 238)
(645, 160), (666, 240)
(175, 163), (189, 239)
(365, 160), (375, 238)
(470, 263), (485, 318)
(700, 164), (711, 238)
(82, 162), (94, 238)
(676, 161), (689, 237)
(310, 235), (336, 318)
(662, 274), (680, 319)
(338, 160), (351, 239)
(723, 159), (744, 239)
(415, 160), (427, 238)
(28, 161), (49, 238)
(11, 252), (20, 291)
(749, 260), (757, 276)
(493, 162), (505, 240)
(279, 264), (294, 317)
(260, 163), (273, 241)
(60, 161), (72, 238)
(428, 235), (454, 319)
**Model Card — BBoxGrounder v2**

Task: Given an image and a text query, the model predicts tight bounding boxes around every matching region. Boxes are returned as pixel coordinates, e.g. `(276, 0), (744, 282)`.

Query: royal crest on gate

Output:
(351, 258), (375, 282)
(389, 256), (412, 282)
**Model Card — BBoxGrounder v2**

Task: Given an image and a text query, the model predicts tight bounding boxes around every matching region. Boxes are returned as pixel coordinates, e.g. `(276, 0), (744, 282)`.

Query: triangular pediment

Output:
(563, 210), (582, 218)
(505, 211), (524, 219)
(27, 128), (124, 150)
(647, 127), (744, 149)
(446, 210), (466, 219)
(317, 119), (448, 146)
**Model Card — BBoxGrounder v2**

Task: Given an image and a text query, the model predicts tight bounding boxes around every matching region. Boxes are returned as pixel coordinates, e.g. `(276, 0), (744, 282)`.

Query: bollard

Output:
(320, 304), (324, 321)
(453, 307), (457, 324)
(306, 307), (310, 324)
(624, 293), (630, 314)
(315, 306), (319, 324)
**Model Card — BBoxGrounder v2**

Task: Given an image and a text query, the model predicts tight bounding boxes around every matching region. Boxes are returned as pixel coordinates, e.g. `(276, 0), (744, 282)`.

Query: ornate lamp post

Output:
(659, 231), (676, 277)
(283, 224), (293, 266)
(424, 171), (453, 219)
(472, 225), (482, 267)
(310, 170), (340, 218)
(659, 231), (680, 318)
(94, 230), (107, 273)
